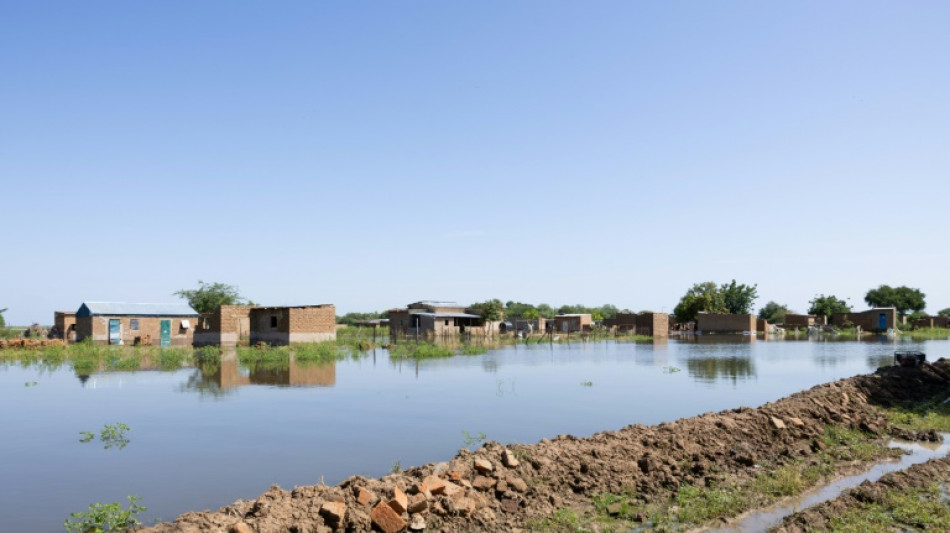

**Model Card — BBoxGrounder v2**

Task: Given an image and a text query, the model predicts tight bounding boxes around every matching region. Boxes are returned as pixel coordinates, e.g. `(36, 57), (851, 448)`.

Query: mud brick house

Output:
(830, 307), (897, 332)
(193, 305), (252, 347)
(696, 312), (756, 334)
(913, 316), (950, 329)
(209, 352), (336, 389)
(783, 314), (826, 329)
(249, 304), (336, 345)
(636, 312), (670, 337)
(553, 314), (592, 333)
(75, 302), (199, 346)
(388, 301), (491, 338)
(52, 311), (77, 341)
(604, 313), (638, 332)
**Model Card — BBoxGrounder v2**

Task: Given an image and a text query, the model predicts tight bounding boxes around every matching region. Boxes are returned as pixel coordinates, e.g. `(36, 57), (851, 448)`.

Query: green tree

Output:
(522, 308), (540, 320)
(337, 311), (386, 325)
(758, 301), (789, 323)
(597, 304), (619, 320)
(504, 301), (537, 319)
(536, 304), (556, 319)
(174, 281), (248, 314)
(0, 307), (6, 328)
(939, 308), (950, 317)
(673, 281), (725, 323)
(808, 294), (851, 318)
(469, 299), (505, 335)
(720, 279), (758, 314)
(864, 285), (926, 317)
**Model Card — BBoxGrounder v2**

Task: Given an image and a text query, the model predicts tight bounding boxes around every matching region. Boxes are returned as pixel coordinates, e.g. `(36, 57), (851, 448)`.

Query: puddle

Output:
(705, 433), (950, 533)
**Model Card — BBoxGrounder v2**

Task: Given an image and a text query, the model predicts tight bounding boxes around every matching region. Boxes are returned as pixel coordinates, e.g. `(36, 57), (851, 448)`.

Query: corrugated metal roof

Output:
(77, 302), (199, 317)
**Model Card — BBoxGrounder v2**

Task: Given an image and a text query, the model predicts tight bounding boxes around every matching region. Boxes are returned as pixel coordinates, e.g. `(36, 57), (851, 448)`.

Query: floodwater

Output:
(1, 335), (947, 532)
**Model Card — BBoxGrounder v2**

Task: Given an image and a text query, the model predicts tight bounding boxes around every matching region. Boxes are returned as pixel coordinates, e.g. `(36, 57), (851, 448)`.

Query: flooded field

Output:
(1, 335), (947, 532)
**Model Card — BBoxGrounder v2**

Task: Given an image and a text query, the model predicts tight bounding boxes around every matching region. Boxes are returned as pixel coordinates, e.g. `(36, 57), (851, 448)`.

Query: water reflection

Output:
(189, 350), (336, 392)
(685, 356), (756, 384)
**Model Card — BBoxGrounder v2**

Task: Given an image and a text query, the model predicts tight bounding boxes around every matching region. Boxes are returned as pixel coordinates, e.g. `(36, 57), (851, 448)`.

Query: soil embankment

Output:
(141, 361), (950, 533)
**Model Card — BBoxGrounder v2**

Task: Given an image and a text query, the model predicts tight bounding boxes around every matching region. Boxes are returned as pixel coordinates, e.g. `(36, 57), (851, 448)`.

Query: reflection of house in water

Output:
(206, 352), (336, 389)
(685, 356), (756, 384)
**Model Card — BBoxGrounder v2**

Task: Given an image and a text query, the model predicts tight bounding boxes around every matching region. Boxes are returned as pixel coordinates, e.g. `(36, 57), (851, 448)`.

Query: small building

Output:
(604, 313), (638, 332)
(830, 307), (897, 332)
(52, 311), (77, 341)
(783, 314), (825, 329)
(193, 305), (253, 347)
(249, 304), (336, 345)
(75, 302), (199, 346)
(388, 301), (488, 338)
(636, 312), (670, 337)
(553, 314), (592, 333)
(696, 313), (756, 334)
(507, 317), (547, 334)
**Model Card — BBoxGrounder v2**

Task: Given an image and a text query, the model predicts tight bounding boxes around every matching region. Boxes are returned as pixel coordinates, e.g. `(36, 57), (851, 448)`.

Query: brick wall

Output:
(54, 312), (77, 341)
(696, 313), (756, 333)
(783, 314), (815, 328)
(77, 315), (197, 345)
(250, 305), (336, 345)
(636, 313), (669, 337)
(830, 308), (897, 332)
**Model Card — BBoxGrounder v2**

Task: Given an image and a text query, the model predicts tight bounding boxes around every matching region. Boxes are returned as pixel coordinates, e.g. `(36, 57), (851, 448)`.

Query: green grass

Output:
(387, 342), (455, 359)
(526, 508), (586, 532)
(528, 426), (893, 532)
(881, 395), (950, 432)
(826, 483), (950, 532)
(902, 327), (950, 339)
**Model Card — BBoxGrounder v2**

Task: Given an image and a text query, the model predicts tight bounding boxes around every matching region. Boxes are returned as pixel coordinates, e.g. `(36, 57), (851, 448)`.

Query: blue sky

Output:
(2, 1), (948, 325)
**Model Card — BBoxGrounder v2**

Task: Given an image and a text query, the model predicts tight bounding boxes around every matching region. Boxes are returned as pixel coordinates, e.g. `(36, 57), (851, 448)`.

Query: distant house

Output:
(783, 314), (826, 329)
(603, 312), (669, 337)
(388, 301), (492, 338)
(913, 316), (950, 329)
(553, 314), (592, 333)
(75, 302), (199, 346)
(696, 313), (756, 334)
(249, 304), (336, 345)
(52, 311), (77, 341)
(830, 307), (897, 332)
(193, 305), (253, 347)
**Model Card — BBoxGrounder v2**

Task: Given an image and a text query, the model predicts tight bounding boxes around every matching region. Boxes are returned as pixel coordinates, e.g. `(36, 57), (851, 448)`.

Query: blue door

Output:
(879, 313), (887, 331)
(108, 319), (121, 345)
(160, 320), (171, 347)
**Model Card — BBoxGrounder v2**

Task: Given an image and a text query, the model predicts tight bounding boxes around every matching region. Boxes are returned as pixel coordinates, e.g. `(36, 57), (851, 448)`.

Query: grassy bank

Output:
(902, 327), (950, 339)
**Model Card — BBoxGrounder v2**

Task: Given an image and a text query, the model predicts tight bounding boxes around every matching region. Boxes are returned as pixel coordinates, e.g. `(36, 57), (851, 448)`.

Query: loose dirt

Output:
(139, 360), (950, 533)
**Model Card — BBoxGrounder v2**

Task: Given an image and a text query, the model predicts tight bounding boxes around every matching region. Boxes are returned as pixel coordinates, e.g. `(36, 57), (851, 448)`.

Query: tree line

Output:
(168, 281), (950, 328)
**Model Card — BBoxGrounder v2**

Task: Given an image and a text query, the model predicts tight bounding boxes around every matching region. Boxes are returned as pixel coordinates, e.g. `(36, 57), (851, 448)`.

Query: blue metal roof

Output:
(77, 302), (199, 317)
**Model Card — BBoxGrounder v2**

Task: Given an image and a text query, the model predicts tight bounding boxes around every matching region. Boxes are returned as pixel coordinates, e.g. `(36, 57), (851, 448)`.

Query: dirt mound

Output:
(139, 361), (950, 533)
(773, 455), (950, 532)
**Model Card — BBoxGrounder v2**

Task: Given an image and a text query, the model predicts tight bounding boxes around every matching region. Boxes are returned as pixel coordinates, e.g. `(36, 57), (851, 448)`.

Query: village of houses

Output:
(10, 298), (942, 349)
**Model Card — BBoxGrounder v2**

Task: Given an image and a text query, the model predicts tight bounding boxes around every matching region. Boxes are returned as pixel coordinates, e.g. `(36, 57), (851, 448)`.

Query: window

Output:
(130, 319), (139, 331)
(270, 316), (278, 328)
(445, 320), (449, 326)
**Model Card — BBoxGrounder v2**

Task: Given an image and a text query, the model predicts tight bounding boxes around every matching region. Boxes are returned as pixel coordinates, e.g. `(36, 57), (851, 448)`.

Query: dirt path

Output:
(139, 361), (950, 533)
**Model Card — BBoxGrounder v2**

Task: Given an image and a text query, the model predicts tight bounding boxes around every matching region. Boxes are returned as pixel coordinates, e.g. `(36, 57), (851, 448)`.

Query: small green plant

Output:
(462, 430), (487, 448)
(79, 423), (131, 450)
(24, 381), (38, 387)
(580, 381), (594, 387)
(64, 496), (146, 533)
(663, 366), (681, 373)
(390, 460), (402, 474)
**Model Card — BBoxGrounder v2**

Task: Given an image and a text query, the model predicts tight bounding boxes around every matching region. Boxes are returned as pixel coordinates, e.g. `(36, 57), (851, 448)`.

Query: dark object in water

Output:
(895, 351), (926, 367)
